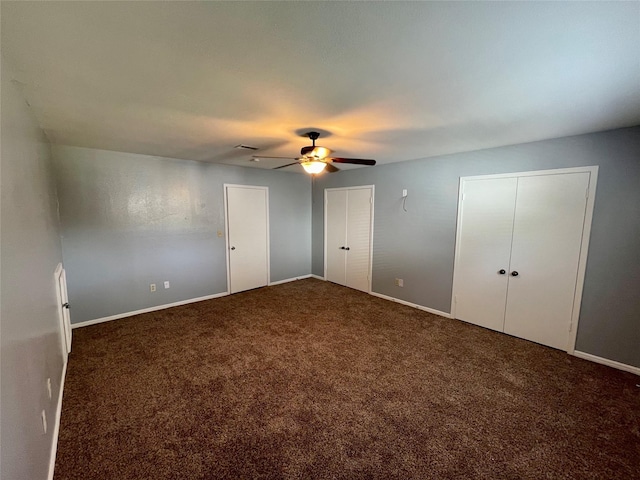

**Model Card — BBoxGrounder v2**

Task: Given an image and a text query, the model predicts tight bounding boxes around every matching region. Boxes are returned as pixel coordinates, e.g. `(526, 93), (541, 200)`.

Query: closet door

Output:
(325, 186), (374, 292)
(503, 173), (589, 349)
(453, 178), (517, 331)
(345, 188), (373, 292)
(325, 189), (348, 286)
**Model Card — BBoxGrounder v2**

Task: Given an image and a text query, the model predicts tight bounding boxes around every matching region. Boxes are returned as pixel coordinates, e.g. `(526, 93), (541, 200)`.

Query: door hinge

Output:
(462, 193), (466, 201)
(568, 322), (572, 332)
(585, 187), (589, 199)
(454, 295), (457, 304)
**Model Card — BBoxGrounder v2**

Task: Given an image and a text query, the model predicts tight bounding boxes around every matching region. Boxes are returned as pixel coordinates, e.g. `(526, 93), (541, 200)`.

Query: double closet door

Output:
(453, 168), (596, 351)
(325, 186), (374, 293)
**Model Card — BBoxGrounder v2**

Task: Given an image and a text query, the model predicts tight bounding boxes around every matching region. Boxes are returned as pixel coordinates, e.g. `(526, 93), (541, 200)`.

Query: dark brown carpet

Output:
(55, 279), (639, 479)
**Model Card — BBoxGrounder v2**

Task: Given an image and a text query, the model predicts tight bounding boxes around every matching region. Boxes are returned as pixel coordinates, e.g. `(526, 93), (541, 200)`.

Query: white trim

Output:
(450, 166), (599, 354)
(268, 274), (313, 286)
(369, 291), (453, 319)
(368, 186), (375, 293)
(71, 291), (229, 329)
(450, 175), (467, 319)
(459, 166), (599, 181)
(323, 185), (375, 293)
(573, 351), (640, 376)
(311, 274), (325, 281)
(223, 183), (231, 296)
(47, 360), (68, 480)
(224, 184), (270, 294)
(567, 167), (598, 353)
(323, 188), (329, 285)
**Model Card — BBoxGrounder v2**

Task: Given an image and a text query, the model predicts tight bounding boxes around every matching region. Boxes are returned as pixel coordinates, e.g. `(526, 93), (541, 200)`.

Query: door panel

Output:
(325, 189), (348, 286)
(56, 266), (72, 354)
(454, 178), (517, 331)
(227, 186), (269, 294)
(504, 173), (589, 349)
(345, 188), (373, 292)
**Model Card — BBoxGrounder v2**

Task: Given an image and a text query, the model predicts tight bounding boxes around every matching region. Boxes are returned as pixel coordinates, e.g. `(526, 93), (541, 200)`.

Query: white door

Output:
(345, 188), (373, 292)
(325, 186), (373, 293)
(226, 185), (269, 294)
(55, 264), (72, 355)
(452, 167), (596, 352)
(453, 177), (517, 331)
(325, 189), (348, 286)
(503, 173), (590, 349)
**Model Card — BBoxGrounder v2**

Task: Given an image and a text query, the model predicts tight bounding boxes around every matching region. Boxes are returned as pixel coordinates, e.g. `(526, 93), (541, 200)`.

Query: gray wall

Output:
(52, 146), (312, 324)
(1, 56), (65, 480)
(312, 127), (640, 368)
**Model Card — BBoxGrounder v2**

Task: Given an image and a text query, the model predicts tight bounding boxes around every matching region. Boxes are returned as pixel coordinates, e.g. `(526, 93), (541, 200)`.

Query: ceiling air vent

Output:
(234, 144), (259, 151)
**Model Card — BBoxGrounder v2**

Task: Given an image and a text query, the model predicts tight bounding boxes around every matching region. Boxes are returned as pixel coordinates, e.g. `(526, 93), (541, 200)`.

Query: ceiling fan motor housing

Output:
(301, 145), (315, 156)
(301, 132), (332, 158)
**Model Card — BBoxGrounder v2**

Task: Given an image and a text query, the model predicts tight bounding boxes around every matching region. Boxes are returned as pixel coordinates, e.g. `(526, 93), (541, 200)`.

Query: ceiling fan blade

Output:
(273, 162), (301, 170)
(325, 163), (340, 173)
(253, 155), (298, 160)
(329, 158), (376, 166)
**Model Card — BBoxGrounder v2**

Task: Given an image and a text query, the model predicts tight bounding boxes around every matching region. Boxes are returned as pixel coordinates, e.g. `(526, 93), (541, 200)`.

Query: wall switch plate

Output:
(395, 278), (404, 287)
(150, 284), (156, 292)
(164, 281), (170, 289)
(217, 230), (223, 238)
(402, 189), (408, 197)
(46, 378), (52, 400)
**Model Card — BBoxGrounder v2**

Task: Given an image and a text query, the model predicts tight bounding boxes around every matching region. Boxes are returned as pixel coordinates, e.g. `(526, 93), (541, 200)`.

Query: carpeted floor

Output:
(55, 279), (639, 479)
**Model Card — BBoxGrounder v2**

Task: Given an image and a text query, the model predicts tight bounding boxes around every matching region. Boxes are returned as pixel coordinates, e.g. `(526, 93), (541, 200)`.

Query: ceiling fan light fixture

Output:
(301, 160), (327, 174)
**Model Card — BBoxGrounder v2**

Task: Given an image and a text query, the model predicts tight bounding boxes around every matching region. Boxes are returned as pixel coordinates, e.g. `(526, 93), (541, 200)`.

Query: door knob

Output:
(231, 246), (236, 250)
(345, 247), (350, 251)
(498, 269), (506, 275)
(63, 302), (70, 309)
(511, 271), (519, 276)
(339, 246), (345, 250)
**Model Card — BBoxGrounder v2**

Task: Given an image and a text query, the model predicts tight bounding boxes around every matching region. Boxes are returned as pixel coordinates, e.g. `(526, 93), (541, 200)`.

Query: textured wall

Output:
(52, 146), (311, 324)
(1, 57), (65, 480)
(312, 127), (640, 368)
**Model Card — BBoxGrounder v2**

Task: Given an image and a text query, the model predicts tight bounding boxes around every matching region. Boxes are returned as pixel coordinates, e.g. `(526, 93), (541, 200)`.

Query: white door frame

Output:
(323, 185), (375, 293)
(223, 184), (270, 294)
(451, 166), (598, 354)
(54, 263), (72, 358)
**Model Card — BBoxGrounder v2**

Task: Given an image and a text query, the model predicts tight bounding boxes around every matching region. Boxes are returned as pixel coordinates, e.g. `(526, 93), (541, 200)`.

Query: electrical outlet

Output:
(395, 278), (404, 287)
(41, 410), (47, 434)
(46, 378), (52, 400)
(164, 281), (170, 289)
(150, 284), (156, 292)
(402, 189), (408, 197)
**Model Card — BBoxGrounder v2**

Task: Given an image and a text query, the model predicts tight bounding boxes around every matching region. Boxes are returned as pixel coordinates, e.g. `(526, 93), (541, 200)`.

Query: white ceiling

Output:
(2, 1), (639, 172)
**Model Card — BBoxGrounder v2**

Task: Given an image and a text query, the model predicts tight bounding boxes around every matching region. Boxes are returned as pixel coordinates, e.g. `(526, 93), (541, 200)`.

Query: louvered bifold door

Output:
(345, 188), (373, 293)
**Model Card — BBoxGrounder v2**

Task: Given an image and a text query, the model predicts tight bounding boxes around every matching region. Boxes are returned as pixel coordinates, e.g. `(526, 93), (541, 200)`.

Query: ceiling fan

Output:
(252, 131), (376, 174)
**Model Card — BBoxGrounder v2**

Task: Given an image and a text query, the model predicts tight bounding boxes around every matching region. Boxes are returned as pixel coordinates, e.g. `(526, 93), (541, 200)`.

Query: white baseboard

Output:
(310, 275), (325, 281)
(369, 291), (453, 319)
(573, 351), (640, 376)
(71, 291), (229, 329)
(48, 359), (68, 480)
(268, 274), (313, 286)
